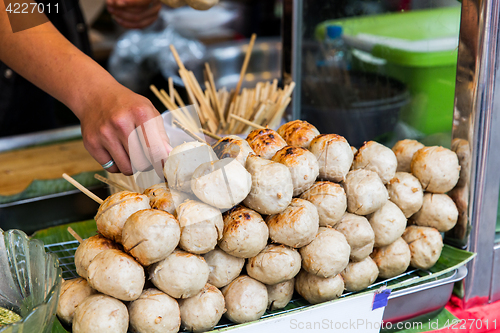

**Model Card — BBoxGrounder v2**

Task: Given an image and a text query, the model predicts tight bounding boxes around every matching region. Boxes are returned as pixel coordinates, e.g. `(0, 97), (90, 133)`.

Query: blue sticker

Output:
(372, 288), (391, 310)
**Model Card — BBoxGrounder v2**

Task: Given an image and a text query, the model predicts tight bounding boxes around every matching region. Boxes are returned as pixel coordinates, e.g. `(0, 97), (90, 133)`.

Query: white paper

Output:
(217, 292), (386, 333)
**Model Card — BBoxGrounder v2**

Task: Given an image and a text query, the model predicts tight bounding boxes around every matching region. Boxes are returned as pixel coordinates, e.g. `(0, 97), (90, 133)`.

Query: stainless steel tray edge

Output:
(384, 265), (468, 323)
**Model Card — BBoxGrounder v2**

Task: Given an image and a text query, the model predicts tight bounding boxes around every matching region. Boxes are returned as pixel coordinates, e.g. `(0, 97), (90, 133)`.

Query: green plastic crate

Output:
(316, 6), (461, 135)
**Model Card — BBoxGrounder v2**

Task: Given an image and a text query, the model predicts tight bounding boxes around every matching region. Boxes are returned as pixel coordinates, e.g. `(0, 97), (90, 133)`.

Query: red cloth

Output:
(430, 296), (500, 333)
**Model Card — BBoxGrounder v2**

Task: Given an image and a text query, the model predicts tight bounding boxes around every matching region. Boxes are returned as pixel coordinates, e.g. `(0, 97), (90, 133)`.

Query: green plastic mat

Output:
(30, 219), (475, 333)
(0, 171), (105, 205)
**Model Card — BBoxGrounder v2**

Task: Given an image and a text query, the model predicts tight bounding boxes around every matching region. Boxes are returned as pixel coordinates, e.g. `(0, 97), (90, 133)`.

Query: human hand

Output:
(76, 84), (171, 176)
(106, 0), (162, 29)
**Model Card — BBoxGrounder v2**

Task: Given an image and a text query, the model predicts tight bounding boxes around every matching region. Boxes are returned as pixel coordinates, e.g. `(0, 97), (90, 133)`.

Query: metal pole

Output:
(452, 0), (500, 307)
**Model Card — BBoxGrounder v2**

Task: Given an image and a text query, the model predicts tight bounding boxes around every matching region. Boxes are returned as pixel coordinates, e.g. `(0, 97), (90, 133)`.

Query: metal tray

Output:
(0, 186), (107, 235)
(384, 265), (467, 323)
(43, 239), (468, 331)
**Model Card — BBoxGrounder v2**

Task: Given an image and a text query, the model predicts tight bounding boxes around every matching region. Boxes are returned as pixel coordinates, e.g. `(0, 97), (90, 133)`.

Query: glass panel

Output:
(299, 0), (461, 149)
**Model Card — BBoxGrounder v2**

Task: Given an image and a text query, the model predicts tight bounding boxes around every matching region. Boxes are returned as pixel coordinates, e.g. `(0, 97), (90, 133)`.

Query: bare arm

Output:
(0, 2), (170, 175)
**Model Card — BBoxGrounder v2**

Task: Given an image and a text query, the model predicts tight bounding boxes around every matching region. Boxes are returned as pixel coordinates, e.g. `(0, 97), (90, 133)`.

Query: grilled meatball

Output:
(277, 120), (320, 148)
(411, 146), (460, 193)
(212, 135), (255, 166)
(392, 139), (425, 173)
(246, 128), (287, 160)
(309, 134), (353, 182)
(271, 146), (319, 196)
(243, 155), (293, 215)
(344, 169), (388, 215)
(352, 141), (397, 184)
(95, 191), (150, 243)
(300, 181), (347, 227)
(267, 198), (319, 248)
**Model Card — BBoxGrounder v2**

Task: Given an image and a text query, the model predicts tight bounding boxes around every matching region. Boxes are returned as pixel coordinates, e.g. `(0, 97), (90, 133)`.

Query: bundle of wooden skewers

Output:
(150, 34), (296, 138)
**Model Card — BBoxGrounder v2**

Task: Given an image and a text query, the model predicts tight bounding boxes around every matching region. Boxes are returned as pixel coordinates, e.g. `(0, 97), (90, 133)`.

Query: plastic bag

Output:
(108, 8), (206, 92)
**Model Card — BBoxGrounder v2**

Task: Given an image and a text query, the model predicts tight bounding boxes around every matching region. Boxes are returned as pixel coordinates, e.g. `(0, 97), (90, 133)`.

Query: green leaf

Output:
(31, 220), (98, 245)
(51, 318), (69, 333)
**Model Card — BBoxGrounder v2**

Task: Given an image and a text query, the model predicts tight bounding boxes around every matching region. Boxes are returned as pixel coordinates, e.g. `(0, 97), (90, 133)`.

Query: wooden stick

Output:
(173, 120), (207, 144)
(170, 45), (186, 71)
(174, 89), (186, 108)
(168, 77), (175, 103)
(188, 71), (218, 128)
(160, 89), (178, 110)
(202, 129), (222, 141)
(251, 102), (269, 126)
(62, 173), (103, 204)
(159, 88), (191, 127)
(205, 63), (225, 126)
(232, 33), (257, 104)
(178, 70), (206, 130)
(94, 174), (132, 192)
(223, 101), (236, 133)
(173, 90), (200, 130)
(155, 87), (197, 133)
(235, 89), (250, 133)
(151, 84), (188, 130)
(229, 114), (265, 129)
(150, 84), (172, 110)
(67, 227), (83, 244)
(169, 45), (215, 132)
(268, 97), (291, 128)
(227, 95), (241, 133)
(220, 89), (230, 122)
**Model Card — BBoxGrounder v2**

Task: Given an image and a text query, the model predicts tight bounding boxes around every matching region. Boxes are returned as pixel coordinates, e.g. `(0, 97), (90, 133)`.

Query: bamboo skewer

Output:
(205, 63), (225, 127)
(67, 227), (83, 244)
(229, 114), (266, 130)
(159, 89), (178, 110)
(62, 173), (103, 204)
(94, 174), (132, 192)
(173, 120), (207, 144)
(232, 33), (257, 104)
(174, 90), (200, 129)
(168, 77), (175, 103)
(161, 38), (294, 136)
(202, 129), (222, 141)
(170, 45), (186, 71)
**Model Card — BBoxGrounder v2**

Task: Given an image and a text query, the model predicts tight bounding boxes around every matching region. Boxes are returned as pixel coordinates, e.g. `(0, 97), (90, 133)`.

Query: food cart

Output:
(1, 0), (499, 332)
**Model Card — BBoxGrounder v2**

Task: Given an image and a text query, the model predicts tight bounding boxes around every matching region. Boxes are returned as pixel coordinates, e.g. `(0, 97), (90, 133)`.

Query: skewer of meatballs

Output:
(59, 119), (461, 333)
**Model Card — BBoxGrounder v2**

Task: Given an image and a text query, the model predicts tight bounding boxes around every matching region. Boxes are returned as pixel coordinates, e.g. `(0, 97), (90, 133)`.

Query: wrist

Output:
(65, 62), (123, 122)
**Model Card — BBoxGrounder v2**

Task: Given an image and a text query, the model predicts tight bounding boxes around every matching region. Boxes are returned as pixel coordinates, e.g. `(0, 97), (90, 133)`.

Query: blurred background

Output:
(54, 0), (461, 150)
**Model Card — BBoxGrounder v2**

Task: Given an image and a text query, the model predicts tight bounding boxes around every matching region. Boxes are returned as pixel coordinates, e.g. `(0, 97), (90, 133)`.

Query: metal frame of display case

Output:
(282, 0), (500, 308)
(452, 0), (500, 306)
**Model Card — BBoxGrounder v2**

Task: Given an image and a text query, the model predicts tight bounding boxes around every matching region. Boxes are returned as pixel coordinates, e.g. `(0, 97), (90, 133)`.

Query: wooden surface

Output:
(0, 140), (102, 196)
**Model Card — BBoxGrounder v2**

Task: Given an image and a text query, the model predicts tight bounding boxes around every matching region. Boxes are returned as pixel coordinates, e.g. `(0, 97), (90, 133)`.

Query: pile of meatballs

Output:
(57, 120), (461, 333)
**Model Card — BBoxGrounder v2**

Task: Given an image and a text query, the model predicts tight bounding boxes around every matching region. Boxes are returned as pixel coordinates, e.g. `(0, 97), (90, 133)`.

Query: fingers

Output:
(112, 13), (159, 29)
(107, 0), (161, 29)
(104, 138), (134, 176)
(83, 140), (120, 174)
(107, 0), (158, 8)
(135, 115), (172, 179)
(80, 88), (171, 177)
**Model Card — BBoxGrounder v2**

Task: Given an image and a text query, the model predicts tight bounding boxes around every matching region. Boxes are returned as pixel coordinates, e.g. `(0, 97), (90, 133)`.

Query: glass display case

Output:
(283, 0), (500, 308)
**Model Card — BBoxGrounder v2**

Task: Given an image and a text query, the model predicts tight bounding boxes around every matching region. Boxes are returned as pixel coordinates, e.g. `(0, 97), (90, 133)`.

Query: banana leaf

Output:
(0, 171), (105, 204)
(30, 220), (474, 333)
(31, 220), (98, 244)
